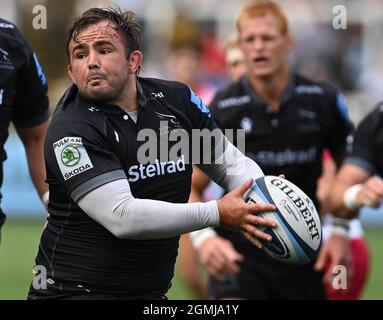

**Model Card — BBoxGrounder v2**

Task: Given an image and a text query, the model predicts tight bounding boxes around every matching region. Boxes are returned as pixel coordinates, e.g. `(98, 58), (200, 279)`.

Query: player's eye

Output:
(75, 52), (86, 59)
(244, 36), (254, 44)
(100, 48), (111, 54)
(262, 35), (275, 42)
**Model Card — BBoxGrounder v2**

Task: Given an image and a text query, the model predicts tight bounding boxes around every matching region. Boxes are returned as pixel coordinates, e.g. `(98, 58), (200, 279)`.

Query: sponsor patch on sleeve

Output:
(53, 137), (93, 180)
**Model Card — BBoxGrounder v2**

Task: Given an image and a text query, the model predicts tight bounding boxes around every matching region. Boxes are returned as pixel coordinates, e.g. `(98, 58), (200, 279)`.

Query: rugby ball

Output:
(243, 175), (322, 265)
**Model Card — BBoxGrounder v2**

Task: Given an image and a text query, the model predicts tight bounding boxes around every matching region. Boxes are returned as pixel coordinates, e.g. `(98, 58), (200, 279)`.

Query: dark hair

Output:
(66, 7), (142, 59)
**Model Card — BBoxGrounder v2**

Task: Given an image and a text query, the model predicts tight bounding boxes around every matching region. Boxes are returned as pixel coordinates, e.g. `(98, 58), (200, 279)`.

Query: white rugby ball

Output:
(243, 175), (322, 265)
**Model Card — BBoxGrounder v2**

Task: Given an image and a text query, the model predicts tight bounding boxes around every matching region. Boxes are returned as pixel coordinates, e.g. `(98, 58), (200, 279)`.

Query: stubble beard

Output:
(79, 75), (128, 104)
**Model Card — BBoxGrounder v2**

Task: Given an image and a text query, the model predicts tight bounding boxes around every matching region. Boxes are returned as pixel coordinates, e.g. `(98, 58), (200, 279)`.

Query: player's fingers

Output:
(361, 190), (381, 208)
(232, 178), (253, 196)
(242, 231), (263, 249)
(246, 202), (276, 216)
(221, 242), (244, 263)
(314, 247), (327, 272)
(207, 248), (228, 269)
(245, 213), (276, 228)
(221, 256), (241, 276)
(207, 250), (238, 279)
(324, 261), (336, 284)
(207, 264), (224, 282)
(242, 223), (272, 242)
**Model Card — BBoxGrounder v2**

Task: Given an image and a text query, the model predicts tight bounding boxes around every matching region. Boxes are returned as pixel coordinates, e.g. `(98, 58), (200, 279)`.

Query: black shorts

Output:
(208, 250), (326, 300)
(27, 279), (168, 300)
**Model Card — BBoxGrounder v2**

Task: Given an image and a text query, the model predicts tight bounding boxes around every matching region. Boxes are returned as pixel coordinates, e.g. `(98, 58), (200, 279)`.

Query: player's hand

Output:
(198, 235), (244, 282)
(355, 176), (383, 208)
(217, 178), (277, 249)
(314, 234), (353, 284)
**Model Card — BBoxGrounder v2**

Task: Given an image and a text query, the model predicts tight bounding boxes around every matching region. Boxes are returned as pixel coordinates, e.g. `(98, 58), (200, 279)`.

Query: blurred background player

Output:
(0, 17), (50, 242)
(174, 33), (248, 299)
(318, 100), (383, 294)
(316, 150), (370, 300)
(190, 0), (353, 299)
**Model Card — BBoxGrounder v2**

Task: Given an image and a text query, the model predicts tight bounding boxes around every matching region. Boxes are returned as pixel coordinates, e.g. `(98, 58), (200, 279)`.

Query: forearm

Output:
(77, 179), (220, 239)
(329, 181), (359, 219)
(25, 142), (48, 198)
(17, 120), (49, 199)
(329, 164), (372, 219)
(191, 140), (265, 249)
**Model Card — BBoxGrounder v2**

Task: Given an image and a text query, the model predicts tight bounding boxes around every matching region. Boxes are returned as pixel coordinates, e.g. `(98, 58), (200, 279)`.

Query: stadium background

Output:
(0, 0), (382, 299)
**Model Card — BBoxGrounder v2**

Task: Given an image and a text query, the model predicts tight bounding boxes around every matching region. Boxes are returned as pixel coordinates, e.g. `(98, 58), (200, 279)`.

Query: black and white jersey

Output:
(35, 77), (216, 296)
(210, 74), (353, 252)
(0, 19), (49, 205)
(345, 102), (383, 176)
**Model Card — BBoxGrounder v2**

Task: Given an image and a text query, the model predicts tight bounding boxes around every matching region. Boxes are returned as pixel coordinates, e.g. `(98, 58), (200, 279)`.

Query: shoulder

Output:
(139, 76), (211, 117)
(0, 18), (29, 49)
(294, 74), (338, 98)
(358, 101), (383, 129)
(210, 78), (249, 111)
(47, 86), (105, 142)
(294, 74), (350, 121)
(139, 77), (190, 100)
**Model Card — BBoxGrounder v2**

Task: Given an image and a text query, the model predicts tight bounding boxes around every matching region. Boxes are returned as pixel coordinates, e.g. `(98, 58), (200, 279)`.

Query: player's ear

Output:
(285, 33), (294, 52)
(67, 64), (76, 84)
(128, 50), (143, 74)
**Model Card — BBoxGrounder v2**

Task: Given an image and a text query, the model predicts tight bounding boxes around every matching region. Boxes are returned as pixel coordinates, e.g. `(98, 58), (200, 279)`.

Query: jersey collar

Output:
(242, 73), (297, 109)
(70, 79), (148, 115)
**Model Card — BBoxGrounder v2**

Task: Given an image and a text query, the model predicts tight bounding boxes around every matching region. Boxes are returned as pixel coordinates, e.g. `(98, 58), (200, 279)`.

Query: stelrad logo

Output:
(128, 155), (186, 182)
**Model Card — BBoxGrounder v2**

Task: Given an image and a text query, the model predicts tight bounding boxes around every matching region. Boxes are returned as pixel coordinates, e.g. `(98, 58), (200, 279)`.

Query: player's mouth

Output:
(87, 73), (106, 84)
(253, 56), (269, 65)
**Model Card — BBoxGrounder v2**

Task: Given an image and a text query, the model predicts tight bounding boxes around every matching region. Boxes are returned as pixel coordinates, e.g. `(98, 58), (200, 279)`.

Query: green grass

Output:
(361, 230), (383, 299)
(0, 220), (382, 300)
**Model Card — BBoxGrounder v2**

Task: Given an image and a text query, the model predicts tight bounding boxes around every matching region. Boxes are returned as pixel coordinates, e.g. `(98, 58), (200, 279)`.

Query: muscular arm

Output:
(189, 167), (211, 202)
(78, 179), (220, 239)
(77, 139), (274, 242)
(15, 119), (50, 199)
(190, 138), (265, 248)
(329, 164), (372, 219)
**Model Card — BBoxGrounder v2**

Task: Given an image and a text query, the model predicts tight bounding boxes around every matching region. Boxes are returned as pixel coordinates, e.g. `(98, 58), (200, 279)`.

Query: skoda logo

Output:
(61, 146), (80, 166)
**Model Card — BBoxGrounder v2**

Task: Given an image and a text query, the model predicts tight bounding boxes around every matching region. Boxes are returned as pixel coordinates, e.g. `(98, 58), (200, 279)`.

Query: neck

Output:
(250, 63), (290, 112)
(111, 76), (138, 113)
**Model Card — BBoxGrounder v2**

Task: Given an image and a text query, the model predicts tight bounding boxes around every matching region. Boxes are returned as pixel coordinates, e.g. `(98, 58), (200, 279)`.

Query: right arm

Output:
(329, 105), (383, 219)
(77, 176), (276, 241)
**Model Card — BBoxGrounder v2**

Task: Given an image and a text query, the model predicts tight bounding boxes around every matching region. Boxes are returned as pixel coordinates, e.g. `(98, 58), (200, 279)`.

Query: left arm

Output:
(16, 119), (50, 200)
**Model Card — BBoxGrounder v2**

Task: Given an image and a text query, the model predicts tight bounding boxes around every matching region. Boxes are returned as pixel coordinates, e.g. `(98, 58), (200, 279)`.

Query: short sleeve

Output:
(45, 117), (126, 202)
(325, 90), (353, 157)
(345, 108), (379, 174)
(11, 30), (50, 128)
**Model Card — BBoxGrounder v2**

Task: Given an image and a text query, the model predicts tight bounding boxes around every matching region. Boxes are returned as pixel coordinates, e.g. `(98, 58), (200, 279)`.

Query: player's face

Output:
(227, 58), (247, 82)
(67, 20), (131, 102)
(238, 13), (293, 79)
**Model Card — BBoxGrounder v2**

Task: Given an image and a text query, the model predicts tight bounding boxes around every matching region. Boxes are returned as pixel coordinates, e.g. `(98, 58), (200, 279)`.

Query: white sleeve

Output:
(197, 137), (264, 191)
(191, 137), (265, 248)
(77, 179), (220, 239)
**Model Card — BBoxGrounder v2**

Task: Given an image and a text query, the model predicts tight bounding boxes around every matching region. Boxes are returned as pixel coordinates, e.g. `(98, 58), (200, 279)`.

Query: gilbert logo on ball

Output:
(243, 176), (322, 265)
